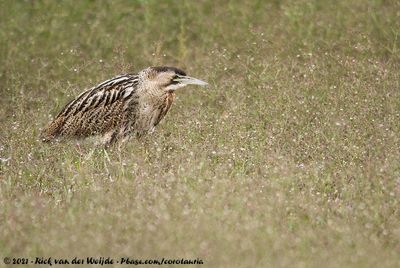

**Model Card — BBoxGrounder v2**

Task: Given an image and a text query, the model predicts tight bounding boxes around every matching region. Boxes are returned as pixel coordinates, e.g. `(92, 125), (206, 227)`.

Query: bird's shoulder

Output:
(57, 73), (139, 118)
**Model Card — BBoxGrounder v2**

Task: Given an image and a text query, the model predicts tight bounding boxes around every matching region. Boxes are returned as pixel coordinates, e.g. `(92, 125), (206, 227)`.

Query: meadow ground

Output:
(0, 0), (399, 267)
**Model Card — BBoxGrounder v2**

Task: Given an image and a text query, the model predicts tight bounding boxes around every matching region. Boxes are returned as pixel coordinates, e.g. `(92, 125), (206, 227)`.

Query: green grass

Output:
(1, 0), (399, 267)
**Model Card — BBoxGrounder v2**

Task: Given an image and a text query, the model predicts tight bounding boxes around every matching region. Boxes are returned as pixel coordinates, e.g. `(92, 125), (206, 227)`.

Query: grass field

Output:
(1, 0), (399, 267)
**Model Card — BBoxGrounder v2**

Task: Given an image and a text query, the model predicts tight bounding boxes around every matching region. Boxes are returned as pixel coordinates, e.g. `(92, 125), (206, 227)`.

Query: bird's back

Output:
(40, 74), (139, 142)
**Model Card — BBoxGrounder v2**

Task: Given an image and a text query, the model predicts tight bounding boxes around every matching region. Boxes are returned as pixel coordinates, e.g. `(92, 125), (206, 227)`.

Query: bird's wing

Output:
(57, 74), (139, 118)
(41, 74), (139, 140)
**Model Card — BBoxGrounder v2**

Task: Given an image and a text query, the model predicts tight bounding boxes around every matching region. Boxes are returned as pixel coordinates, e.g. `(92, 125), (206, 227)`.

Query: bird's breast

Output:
(165, 92), (174, 109)
(136, 92), (174, 131)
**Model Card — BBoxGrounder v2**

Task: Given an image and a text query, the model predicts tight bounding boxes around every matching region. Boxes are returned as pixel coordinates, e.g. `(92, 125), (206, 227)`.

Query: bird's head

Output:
(139, 66), (208, 93)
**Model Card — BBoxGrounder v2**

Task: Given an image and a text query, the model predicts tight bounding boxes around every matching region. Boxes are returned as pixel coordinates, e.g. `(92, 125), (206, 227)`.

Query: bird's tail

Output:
(39, 117), (64, 142)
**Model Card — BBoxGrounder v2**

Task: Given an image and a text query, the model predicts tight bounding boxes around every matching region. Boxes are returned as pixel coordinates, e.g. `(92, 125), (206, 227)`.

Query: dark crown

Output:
(151, 66), (186, 76)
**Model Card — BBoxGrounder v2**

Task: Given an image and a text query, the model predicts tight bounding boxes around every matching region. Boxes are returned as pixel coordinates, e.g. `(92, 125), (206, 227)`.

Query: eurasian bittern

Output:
(40, 66), (207, 145)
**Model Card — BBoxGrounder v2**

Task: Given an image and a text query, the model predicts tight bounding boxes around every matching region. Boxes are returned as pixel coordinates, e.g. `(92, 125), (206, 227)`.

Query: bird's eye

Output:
(170, 75), (180, 85)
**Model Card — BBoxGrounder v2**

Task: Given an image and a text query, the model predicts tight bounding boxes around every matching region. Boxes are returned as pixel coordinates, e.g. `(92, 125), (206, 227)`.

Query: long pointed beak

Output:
(174, 75), (208, 87)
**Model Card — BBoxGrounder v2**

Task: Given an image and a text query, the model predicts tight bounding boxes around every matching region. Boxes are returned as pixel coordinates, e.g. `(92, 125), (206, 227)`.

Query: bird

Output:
(40, 66), (208, 145)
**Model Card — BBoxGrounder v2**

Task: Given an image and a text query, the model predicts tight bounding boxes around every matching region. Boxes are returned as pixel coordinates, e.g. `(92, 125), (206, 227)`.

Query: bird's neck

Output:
(139, 85), (173, 104)
(138, 81), (162, 97)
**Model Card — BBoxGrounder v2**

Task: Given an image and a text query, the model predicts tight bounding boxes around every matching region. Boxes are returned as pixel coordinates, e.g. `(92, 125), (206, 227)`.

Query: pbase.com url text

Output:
(3, 257), (204, 266)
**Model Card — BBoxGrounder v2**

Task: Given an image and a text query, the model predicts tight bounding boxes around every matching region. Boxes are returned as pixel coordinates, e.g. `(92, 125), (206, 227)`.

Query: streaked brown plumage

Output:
(40, 66), (207, 145)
